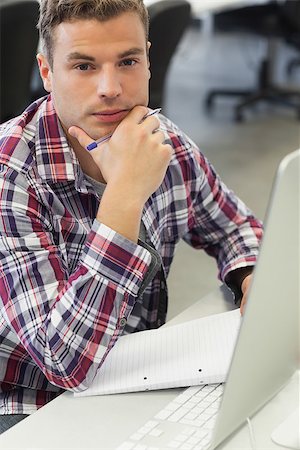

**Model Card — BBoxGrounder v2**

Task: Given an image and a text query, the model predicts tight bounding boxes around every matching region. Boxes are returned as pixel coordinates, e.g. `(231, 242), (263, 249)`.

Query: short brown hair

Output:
(38, 0), (149, 67)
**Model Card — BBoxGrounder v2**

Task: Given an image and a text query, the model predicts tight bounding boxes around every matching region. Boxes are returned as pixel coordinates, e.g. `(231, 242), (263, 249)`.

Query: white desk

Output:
(0, 286), (298, 449)
(145, 0), (270, 17)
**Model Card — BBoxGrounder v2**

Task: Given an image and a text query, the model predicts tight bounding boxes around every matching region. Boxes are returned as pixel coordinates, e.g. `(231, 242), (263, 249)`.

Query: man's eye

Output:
(120, 59), (136, 67)
(76, 63), (91, 71)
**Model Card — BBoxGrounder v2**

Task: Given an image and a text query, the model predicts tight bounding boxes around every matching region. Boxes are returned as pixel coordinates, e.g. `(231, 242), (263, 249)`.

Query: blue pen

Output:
(86, 108), (161, 151)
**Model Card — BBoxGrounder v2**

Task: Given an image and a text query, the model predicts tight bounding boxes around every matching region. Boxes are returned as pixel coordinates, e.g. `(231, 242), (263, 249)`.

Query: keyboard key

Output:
(155, 409), (173, 420)
(182, 428), (196, 437)
(133, 444), (147, 450)
(148, 428), (163, 437)
(130, 433), (143, 441)
(144, 420), (159, 430)
(168, 407), (193, 422)
(194, 429), (209, 440)
(184, 411), (198, 420)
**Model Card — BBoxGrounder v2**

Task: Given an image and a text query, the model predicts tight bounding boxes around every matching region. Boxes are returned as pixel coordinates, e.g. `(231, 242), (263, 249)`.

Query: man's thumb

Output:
(68, 126), (94, 150)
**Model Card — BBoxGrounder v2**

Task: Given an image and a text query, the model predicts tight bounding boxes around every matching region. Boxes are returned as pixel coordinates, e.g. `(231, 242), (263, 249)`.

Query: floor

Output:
(163, 25), (300, 320)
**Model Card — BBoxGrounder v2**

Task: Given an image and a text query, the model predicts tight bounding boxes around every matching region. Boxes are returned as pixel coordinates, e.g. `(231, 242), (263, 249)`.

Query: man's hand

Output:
(240, 274), (252, 316)
(69, 106), (173, 204)
(68, 106), (173, 242)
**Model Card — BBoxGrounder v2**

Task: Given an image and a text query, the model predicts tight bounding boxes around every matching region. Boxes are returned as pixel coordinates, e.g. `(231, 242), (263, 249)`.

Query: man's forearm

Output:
(97, 183), (144, 243)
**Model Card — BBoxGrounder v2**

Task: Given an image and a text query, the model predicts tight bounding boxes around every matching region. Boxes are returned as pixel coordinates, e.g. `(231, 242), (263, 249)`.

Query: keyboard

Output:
(117, 383), (224, 450)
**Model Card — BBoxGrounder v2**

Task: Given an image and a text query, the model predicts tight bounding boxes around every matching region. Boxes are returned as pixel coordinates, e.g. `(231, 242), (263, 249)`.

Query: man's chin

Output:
(88, 125), (116, 141)
(85, 118), (119, 140)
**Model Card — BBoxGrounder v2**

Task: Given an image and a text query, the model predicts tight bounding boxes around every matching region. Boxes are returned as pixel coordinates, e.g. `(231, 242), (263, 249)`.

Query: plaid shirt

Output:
(0, 96), (262, 414)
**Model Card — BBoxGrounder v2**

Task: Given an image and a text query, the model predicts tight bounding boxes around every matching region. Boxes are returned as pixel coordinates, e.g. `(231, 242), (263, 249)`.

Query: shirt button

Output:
(119, 317), (127, 327)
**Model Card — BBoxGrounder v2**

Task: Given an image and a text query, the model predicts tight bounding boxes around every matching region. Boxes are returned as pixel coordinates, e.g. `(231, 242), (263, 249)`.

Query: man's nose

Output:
(96, 67), (122, 99)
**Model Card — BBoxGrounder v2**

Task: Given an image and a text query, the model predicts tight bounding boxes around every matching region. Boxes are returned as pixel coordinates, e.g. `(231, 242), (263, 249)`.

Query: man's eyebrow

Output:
(118, 48), (145, 58)
(66, 48), (145, 63)
(67, 52), (95, 62)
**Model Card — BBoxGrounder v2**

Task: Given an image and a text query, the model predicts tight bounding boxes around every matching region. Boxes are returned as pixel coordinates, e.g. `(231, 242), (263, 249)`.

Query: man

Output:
(0, 0), (262, 433)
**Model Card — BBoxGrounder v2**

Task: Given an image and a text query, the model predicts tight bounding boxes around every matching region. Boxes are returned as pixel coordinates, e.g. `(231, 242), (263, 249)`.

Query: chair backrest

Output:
(147, 0), (191, 109)
(280, 0), (300, 50)
(0, 0), (40, 123)
(280, 0), (300, 32)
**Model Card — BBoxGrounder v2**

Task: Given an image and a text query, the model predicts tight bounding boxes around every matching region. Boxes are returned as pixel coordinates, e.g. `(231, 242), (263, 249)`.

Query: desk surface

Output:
(0, 286), (298, 449)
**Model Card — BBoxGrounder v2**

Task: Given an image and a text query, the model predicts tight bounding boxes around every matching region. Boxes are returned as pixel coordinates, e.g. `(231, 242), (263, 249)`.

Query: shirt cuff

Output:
(225, 266), (254, 305)
(81, 221), (152, 296)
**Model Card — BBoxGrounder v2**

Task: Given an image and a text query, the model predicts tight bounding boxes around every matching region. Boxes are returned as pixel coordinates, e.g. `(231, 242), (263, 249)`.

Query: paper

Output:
(75, 309), (241, 397)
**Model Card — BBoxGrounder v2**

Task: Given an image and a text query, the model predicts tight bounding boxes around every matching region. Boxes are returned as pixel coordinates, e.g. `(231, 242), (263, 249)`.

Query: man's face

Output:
(38, 12), (150, 141)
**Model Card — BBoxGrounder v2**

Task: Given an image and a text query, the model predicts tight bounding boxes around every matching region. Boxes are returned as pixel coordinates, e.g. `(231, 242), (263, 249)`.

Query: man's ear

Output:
(147, 41), (151, 79)
(36, 53), (52, 93)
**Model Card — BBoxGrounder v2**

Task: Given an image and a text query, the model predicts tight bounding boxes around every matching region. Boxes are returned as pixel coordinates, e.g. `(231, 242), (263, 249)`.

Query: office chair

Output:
(286, 55), (300, 77)
(147, 0), (191, 110)
(283, 1), (300, 77)
(204, 1), (300, 122)
(0, 0), (40, 123)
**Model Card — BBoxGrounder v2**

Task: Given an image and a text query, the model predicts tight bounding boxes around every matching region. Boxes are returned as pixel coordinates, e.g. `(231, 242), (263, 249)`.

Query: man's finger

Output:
(240, 299), (245, 316)
(68, 126), (96, 150)
(122, 105), (149, 125)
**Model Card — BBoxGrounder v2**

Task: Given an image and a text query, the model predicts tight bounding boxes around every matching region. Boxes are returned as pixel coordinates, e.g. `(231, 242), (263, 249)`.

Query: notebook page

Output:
(75, 309), (241, 397)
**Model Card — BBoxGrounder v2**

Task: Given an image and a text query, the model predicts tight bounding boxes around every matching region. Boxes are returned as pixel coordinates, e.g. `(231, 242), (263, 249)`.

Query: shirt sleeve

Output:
(180, 140), (263, 282)
(0, 165), (152, 392)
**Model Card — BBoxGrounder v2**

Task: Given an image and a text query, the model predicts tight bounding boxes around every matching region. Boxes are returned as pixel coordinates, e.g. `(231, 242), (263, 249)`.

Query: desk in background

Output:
(145, 0), (270, 17)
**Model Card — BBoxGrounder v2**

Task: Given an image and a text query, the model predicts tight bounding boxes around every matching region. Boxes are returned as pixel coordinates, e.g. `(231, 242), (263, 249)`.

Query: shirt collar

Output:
(35, 95), (83, 186)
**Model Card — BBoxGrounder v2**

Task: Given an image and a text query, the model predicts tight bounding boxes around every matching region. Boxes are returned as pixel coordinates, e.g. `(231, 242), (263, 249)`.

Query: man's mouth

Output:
(92, 109), (130, 123)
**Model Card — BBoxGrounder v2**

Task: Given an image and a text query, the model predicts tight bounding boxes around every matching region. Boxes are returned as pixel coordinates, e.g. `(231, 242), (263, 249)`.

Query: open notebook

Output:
(75, 308), (241, 396)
